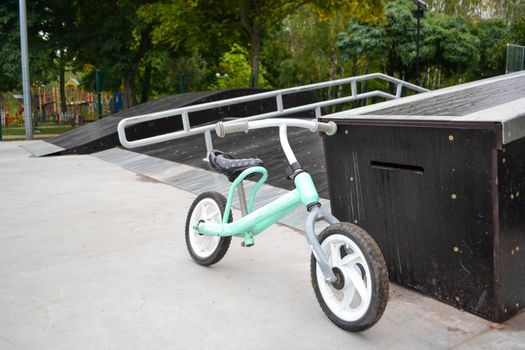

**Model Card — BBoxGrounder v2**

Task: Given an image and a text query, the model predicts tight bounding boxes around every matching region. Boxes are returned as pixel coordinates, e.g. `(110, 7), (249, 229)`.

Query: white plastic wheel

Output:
(188, 198), (222, 258)
(185, 191), (232, 266)
(310, 223), (388, 331)
(316, 233), (372, 322)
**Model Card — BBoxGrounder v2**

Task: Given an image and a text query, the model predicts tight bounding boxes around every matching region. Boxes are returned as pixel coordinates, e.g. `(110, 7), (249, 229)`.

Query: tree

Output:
(469, 19), (510, 79)
(237, 0), (383, 87)
(261, 1), (384, 90)
(423, 14), (480, 84)
(510, 1), (525, 44)
(337, 19), (387, 75)
(136, 0), (240, 95)
(426, 0), (524, 21)
(382, 0), (418, 80)
(208, 44), (270, 89)
(71, 0), (154, 109)
(0, 0), (52, 92)
(38, 0), (81, 115)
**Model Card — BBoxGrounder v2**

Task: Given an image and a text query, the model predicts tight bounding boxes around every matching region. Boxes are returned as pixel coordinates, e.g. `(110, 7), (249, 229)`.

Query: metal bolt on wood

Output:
(451, 193), (457, 199)
(349, 176), (354, 182)
(448, 135), (454, 141)
(453, 246), (459, 253)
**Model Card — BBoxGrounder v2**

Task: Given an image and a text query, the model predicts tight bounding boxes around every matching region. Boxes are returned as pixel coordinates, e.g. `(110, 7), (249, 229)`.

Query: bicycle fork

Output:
(305, 206), (339, 282)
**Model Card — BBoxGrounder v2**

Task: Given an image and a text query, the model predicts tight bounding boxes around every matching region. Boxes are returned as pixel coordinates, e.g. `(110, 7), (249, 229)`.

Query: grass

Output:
(1, 123), (75, 140)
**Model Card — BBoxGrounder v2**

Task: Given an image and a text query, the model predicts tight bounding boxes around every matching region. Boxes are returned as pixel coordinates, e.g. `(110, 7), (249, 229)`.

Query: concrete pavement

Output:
(0, 141), (523, 349)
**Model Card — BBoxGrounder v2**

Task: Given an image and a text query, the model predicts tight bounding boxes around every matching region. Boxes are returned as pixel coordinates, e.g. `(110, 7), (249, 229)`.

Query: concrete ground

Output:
(0, 141), (524, 350)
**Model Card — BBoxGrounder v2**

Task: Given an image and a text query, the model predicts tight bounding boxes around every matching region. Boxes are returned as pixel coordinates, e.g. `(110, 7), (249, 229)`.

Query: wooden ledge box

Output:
(321, 72), (525, 322)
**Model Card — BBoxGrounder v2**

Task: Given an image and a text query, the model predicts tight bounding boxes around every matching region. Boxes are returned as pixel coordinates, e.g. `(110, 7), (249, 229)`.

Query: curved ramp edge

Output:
(21, 141), (66, 157)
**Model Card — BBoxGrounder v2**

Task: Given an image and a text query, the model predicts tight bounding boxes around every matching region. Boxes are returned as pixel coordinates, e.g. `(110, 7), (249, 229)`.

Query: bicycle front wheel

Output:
(310, 223), (389, 332)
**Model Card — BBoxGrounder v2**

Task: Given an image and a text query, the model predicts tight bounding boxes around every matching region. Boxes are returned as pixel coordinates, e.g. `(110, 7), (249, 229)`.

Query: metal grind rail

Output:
(117, 73), (428, 152)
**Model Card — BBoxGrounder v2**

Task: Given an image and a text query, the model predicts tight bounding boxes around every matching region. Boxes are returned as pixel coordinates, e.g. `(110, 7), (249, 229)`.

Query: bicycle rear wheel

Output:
(185, 191), (232, 266)
(310, 223), (389, 332)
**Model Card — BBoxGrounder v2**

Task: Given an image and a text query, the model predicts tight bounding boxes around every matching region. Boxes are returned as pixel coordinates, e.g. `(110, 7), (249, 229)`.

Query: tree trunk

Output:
(363, 54), (370, 106)
(431, 67), (438, 89)
(336, 65), (345, 112)
(351, 57), (359, 108)
(59, 65), (67, 117)
(249, 28), (262, 88)
(122, 70), (137, 110)
(327, 49), (337, 112)
(140, 63), (152, 104)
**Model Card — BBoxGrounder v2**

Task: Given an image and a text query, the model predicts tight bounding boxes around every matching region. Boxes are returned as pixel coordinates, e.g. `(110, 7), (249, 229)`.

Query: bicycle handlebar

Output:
(215, 119), (337, 138)
(215, 120), (249, 137)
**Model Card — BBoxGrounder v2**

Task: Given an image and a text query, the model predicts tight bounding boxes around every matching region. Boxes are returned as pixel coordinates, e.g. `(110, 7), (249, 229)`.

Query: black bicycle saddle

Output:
(208, 149), (264, 182)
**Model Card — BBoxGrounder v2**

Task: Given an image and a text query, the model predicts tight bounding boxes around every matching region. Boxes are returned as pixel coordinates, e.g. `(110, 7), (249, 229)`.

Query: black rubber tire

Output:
(185, 191), (232, 266)
(310, 222), (389, 332)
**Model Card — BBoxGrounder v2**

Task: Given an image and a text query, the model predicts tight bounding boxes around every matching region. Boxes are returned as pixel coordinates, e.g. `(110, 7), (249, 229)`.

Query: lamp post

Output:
(412, 0), (426, 86)
(19, 0), (33, 139)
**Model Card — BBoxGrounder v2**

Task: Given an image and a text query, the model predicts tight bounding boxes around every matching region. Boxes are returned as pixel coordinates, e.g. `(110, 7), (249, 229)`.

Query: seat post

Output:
(237, 182), (248, 216)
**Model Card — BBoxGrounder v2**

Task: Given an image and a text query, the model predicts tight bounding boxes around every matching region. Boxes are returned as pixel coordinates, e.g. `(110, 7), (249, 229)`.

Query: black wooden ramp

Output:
(27, 89), (317, 156)
(132, 122), (330, 199)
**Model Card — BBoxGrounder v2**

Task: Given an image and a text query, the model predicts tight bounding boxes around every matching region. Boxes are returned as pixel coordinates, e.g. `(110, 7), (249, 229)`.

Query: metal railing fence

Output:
(118, 73), (429, 152)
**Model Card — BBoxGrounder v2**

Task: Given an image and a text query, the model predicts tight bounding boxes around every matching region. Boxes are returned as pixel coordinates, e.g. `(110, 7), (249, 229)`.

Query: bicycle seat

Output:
(208, 149), (264, 181)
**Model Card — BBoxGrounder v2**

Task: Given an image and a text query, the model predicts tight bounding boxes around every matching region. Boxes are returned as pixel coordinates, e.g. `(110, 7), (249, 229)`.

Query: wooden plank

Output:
(132, 121), (330, 199)
(364, 74), (525, 117)
(323, 122), (500, 320)
(496, 136), (525, 321)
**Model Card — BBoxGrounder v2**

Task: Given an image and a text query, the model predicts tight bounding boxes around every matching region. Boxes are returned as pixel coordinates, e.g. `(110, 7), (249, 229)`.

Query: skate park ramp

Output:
(23, 89), (317, 157)
(132, 121), (330, 198)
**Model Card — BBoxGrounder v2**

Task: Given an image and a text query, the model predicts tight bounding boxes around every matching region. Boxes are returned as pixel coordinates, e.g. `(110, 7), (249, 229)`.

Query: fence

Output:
(506, 44), (525, 74)
(0, 90), (113, 141)
(0, 111), (95, 141)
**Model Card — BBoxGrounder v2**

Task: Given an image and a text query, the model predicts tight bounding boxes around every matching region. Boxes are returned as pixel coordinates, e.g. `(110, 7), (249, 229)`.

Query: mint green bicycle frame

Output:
(193, 119), (339, 282)
(195, 166), (319, 245)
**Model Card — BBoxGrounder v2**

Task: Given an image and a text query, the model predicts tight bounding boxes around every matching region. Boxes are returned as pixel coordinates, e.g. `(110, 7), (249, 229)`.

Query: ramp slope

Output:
(30, 89), (316, 156)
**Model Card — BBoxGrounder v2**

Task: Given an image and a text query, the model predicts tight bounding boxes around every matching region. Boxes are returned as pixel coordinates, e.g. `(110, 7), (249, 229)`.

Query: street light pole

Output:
(416, 12), (420, 85)
(19, 0), (33, 140)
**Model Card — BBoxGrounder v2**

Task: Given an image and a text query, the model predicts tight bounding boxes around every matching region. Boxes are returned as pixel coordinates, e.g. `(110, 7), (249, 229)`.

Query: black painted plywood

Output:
(496, 137), (525, 321)
(321, 116), (524, 322)
(46, 89), (318, 156)
(365, 74), (525, 117)
(48, 90), (220, 149)
(133, 120), (330, 198)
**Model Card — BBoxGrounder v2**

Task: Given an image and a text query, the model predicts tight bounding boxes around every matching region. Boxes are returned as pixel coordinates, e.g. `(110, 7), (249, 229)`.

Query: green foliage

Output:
(510, 1), (525, 44)
(138, 1), (238, 61)
(337, 20), (387, 63)
(208, 44), (270, 90)
(336, 0), (485, 86)
(144, 52), (210, 97)
(263, 6), (355, 88)
(0, 0), (522, 107)
(0, 0), (53, 90)
(424, 15), (480, 74)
